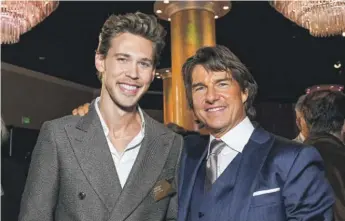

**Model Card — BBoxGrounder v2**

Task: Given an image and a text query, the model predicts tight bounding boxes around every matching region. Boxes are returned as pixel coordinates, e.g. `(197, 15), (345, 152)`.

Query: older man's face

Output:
(191, 65), (248, 138)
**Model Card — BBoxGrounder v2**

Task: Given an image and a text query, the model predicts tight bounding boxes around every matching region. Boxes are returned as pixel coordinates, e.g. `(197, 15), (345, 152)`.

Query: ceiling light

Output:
(214, 15), (219, 19)
(223, 6), (229, 10)
(168, 18), (171, 21)
(334, 61), (342, 69)
(163, 0), (169, 4)
(156, 10), (162, 14)
(342, 32), (345, 37)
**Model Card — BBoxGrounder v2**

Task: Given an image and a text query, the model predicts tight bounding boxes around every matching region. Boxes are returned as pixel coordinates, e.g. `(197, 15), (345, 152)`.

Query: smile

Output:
(118, 83), (140, 94)
(206, 106), (226, 112)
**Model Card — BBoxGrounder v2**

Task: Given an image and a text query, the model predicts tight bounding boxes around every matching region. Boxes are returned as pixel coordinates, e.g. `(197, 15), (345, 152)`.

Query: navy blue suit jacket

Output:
(178, 127), (334, 221)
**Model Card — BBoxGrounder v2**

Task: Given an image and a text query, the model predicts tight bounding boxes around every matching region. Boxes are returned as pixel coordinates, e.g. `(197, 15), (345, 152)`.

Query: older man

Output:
(177, 45), (334, 221)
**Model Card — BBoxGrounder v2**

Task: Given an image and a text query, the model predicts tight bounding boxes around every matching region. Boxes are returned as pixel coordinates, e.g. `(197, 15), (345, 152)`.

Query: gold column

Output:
(154, 1), (231, 131)
(159, 69), (173, 123)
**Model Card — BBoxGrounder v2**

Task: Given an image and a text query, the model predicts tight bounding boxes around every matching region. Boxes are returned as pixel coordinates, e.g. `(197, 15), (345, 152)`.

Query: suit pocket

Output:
(250, 192), (282, 207)
(248, 203), (285, 221)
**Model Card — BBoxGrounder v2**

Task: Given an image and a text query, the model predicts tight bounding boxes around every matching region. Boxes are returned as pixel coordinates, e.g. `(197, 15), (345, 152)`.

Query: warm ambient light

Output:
(156, 9), (162, 14)
(223, 6), (229, 10)
(1, 0), (59, 44)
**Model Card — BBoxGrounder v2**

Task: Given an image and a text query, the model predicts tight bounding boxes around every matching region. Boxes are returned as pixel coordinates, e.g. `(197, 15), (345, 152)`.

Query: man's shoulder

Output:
(182, 134), (208, 157)
(268, 133), (321, 167)
(41, 114), (82, 131)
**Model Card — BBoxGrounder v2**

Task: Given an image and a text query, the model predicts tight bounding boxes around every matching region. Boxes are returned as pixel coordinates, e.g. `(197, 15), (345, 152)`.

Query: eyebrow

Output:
(192, 77), (232, 89)
(213, 77), (232, 84)
(192, 82), (205, 89)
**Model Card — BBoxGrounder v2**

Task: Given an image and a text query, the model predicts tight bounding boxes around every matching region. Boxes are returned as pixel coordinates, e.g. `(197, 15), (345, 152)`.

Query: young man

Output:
(178, 45), (334, 221)
(19, 12), (182, 221)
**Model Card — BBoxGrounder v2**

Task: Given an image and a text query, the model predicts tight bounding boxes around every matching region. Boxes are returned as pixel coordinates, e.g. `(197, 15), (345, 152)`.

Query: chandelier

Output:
(271, 0), (345, 37)
(1, 0), (59, 44)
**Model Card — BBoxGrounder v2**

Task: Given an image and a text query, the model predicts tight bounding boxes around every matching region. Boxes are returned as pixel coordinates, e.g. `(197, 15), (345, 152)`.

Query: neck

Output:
(210, 115), (246, 138)
(99, 91), (141, 136)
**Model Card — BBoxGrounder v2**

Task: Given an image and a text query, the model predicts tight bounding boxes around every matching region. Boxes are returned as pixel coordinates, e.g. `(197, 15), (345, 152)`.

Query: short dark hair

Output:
(295, 94), (306, 112)
(182, 45), (258, 119)
(302, 90), (345, 134)
(96, 12), (166, 80)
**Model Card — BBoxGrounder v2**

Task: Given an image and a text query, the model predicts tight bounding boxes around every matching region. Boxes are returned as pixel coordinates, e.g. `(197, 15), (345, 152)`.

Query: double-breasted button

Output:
(78, 192), (86, 200)
(198, 212), (204, 218)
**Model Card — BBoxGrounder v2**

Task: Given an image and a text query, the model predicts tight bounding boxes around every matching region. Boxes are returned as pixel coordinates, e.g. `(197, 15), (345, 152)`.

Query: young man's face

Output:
(95, 33), (155, 109)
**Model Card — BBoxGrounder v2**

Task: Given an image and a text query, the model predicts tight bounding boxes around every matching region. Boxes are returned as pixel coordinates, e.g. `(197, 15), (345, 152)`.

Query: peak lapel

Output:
(65, 100), (122, 212)
(228, 127), (275, 221)
(110, 112), (174, 221)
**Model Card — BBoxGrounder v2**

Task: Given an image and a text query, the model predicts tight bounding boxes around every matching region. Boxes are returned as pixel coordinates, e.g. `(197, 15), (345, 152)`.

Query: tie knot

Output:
(209, 139), (225, 155)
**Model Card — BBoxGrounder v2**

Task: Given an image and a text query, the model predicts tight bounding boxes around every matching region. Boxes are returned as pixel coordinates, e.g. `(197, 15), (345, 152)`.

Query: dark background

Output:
(2, 1), (344, 110)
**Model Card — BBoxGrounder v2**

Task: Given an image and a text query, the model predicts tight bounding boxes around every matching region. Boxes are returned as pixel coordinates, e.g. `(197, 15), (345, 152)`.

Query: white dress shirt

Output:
(95, 97), (145, 187)
(207, 117), (254, 178)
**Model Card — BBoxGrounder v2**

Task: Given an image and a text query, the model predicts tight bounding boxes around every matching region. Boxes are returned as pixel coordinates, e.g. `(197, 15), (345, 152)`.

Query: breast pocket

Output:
(251, 190), (282, 207)
(248, 192), (285, 221)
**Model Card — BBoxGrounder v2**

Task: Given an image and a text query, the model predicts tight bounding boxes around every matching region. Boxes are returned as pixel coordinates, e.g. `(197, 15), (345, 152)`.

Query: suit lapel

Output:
(109, 112), (175, 221)
(65, 100), (122, 212)
(179, 135), (209, 221)
(228, 127), (275, 221)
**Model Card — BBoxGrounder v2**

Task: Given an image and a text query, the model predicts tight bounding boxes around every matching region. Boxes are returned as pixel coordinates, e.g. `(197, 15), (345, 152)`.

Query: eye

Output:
(139, 61), (151, 68)
(116, 57), (127, 63)
(218, 82), (229, 87)
(194, 86), (205, 92)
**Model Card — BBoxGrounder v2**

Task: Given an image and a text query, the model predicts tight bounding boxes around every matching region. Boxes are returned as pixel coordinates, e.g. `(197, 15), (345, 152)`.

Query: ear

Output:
(150, 68), (156, 82)
(241, 88), (249, 104)
(95, 53), (105, 73)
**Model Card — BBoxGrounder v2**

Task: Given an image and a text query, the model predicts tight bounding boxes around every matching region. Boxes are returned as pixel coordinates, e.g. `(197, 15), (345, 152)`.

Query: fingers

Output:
(71, 103), (90, 116)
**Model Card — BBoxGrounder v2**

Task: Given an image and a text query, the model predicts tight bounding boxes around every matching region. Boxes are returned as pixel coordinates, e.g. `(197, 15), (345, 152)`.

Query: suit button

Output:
(78, 192), (86, 200)
(198, 212), (204, 218)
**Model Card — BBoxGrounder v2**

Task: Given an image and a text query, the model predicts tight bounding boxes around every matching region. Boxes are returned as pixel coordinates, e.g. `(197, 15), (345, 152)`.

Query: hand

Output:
(72, 103), (90, 116)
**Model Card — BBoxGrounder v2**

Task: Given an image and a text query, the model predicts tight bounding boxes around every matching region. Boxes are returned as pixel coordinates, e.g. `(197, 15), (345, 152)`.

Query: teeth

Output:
(120, 84), (137, 91)
(207, 107), (224, 112)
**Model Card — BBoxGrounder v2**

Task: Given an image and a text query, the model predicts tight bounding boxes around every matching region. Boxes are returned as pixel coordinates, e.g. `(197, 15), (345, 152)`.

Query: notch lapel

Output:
(65, 101), (122, 212)
(228, 127), (275, 221)
(109, 112), (175, 221)
(179, 135), (209, 221)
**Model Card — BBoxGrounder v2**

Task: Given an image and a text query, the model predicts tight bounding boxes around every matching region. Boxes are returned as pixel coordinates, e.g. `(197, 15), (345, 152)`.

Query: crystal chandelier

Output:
(271, 0), (345, 37)
(1, 0), (59, 44)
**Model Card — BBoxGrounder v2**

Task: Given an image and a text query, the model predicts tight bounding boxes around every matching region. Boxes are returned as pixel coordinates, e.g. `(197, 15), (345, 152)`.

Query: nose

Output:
(205, 87), (219, 104)
(125, 62), (139, 79)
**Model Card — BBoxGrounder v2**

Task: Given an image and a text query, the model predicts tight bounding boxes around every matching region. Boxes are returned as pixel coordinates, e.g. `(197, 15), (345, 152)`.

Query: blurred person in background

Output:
(302, 90), (345, 221)
(293, 94), (308, 142)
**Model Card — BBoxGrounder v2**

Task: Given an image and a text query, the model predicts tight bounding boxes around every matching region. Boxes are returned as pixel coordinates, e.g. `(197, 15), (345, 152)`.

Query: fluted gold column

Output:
(154, 1), (231, 131)
(160, 69), (173, 123)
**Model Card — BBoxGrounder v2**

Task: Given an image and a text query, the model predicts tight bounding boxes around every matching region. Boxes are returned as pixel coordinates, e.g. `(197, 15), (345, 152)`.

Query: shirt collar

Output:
(94, 97), (145, 137)
(208, 116), (254, 154)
